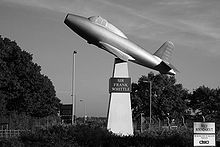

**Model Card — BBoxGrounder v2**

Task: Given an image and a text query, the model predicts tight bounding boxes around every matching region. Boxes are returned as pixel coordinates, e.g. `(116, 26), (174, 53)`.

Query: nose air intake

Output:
(64, 14), (71, 26)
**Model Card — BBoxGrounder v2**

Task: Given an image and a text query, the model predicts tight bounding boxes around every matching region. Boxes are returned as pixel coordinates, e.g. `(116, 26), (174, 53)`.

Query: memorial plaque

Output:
(109, 78), (131, 93)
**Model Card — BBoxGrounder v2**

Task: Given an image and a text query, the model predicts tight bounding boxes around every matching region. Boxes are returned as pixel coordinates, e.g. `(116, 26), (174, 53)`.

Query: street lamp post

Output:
(167, 113), (170, 128)
(143, 81), (152, 129)
(198, 112), (206, 122)
(202, 115), (205, 122)
(72, 51), (77, 125)
(80, 99), (87, 123)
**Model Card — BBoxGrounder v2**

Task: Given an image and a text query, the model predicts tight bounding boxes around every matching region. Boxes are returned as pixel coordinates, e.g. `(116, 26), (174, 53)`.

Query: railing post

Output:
(0, 129), (25, 138)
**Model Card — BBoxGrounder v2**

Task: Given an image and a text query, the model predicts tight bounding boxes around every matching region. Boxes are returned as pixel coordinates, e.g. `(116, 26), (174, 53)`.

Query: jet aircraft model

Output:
(64, 14), (178, 75)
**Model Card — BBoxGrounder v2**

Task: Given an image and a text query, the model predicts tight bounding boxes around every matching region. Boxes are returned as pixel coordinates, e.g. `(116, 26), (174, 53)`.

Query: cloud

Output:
(107, 0), (220, 56)
(3, 0), (220, 56)
(179, 20), (220, 40)
(158, 0), (199, 6)
(2, 0), (82, 13)
(3, 0), (59, 11)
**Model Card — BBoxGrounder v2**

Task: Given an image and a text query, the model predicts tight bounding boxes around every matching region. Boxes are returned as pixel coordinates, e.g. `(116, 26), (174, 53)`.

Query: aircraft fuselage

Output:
(64, 14), (176, 75)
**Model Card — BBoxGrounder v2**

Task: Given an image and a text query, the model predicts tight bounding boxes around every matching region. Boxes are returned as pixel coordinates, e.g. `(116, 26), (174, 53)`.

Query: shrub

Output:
(20, 125), (80, 147)
(17, 125), (196, 146)
(0, 138), (23, 147)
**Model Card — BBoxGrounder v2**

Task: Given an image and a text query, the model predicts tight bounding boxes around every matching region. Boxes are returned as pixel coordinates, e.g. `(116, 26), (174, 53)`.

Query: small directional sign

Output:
(194, 122), (215, 134)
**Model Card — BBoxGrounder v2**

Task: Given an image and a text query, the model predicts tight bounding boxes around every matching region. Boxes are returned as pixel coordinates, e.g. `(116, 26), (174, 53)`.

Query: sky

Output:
(1, 0), (220, 117)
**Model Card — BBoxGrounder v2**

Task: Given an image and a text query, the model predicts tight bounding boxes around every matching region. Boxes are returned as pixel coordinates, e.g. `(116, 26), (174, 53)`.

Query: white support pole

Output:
(72, 51), (77, 125)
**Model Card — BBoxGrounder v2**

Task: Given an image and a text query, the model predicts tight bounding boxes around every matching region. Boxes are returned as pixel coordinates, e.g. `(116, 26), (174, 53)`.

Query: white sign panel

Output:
(194, 122), (215, 134)
(194, 134), (216, 146)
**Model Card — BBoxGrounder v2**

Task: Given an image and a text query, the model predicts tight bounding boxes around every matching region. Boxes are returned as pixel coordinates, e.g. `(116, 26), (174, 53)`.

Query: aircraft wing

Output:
(99, 41), (135, 61)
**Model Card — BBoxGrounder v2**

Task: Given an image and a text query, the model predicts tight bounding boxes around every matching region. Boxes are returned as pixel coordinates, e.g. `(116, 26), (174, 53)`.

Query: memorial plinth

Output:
(107, 58), (133, 136)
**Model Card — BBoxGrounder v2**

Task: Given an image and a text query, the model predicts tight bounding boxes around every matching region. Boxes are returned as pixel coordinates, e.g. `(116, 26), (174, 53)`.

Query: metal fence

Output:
(0, 130), (23, 138)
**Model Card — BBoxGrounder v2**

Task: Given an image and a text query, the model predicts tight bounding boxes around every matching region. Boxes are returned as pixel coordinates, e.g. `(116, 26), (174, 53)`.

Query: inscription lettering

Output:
(109, 78), (131, 93)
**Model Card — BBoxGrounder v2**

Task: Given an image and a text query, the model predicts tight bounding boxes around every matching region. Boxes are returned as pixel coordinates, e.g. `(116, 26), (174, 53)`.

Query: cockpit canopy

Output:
(88, 16), (127, 39)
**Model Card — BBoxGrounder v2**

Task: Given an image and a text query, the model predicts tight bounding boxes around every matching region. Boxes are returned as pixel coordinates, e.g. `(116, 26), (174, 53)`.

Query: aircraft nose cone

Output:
(64, 13), (88, 33)
(64, 14), (78, 27)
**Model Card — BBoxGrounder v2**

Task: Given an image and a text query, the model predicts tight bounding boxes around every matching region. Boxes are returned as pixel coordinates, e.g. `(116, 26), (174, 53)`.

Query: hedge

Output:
(1, 124), (219, 147)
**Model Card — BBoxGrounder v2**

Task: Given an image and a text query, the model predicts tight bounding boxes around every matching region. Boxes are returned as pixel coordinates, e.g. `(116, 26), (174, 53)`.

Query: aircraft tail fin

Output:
(154, 41), (179, 74)
(154, 41), (174, 63)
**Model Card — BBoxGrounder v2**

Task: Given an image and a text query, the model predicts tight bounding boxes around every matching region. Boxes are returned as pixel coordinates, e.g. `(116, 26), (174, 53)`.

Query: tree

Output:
(0, 36), (60, 117)
(188, 86), (220, 121)
(131, 72), (188, 125)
